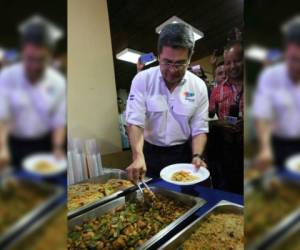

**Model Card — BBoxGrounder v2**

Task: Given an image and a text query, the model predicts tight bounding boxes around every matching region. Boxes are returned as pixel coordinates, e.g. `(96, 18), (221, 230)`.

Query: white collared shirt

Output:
(0, 63), (66, 139)
(126, 66), (209, 146)
(252, 63), (300, 138)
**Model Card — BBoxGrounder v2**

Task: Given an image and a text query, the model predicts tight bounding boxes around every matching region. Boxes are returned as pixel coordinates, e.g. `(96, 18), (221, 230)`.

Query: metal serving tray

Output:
(67, 168), (151, 218)
(0, 178), (64, 248)
(4, 202), (66, 250)
(245, 175), (300, 250)
(265, 220), (300, 250)
(158, 200), (243, 250)
(68, 185), (206, 250)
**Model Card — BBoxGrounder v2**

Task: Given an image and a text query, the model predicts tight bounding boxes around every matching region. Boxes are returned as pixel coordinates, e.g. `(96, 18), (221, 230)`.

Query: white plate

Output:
(160, 163), (210, 185)
(23, 153), (67, 177)
(285, 154), (300, 174)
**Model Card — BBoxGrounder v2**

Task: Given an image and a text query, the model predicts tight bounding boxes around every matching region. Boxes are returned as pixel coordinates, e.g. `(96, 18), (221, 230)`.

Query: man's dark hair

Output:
(21, 22), (53, 49)
(158, 23), (195, 58)
(283, 17), (300, 45)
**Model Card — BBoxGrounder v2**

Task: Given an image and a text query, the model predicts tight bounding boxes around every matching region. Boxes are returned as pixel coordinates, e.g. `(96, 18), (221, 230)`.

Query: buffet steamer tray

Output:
(4, 202), (66, 250)
(265, 220), (300, 250)
(0, 178), (64, 248)
(67, 168), (152, 218)
(158, 200), (243, 250)
(68, 186), (206, 250)
(245, 174), (300, 250)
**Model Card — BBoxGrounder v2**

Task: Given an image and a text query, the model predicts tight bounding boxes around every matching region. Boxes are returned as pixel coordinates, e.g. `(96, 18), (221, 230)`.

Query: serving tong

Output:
(136, 179), (156, 206)
(0, 167), (14, 198)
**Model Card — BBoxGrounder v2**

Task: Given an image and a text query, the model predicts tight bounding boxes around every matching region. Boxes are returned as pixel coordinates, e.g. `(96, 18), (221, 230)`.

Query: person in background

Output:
(252, 17), (300, 169)
(208, 40), (244, 194)
(0, 21), (66, 169)
(227, 27), (243, 43)
(126, 23), (208, 182)
(209, 41), (244, 123)
(136, 57), (145, 73)
(117, 97), (130, 149)
(212, 61), (226, 87)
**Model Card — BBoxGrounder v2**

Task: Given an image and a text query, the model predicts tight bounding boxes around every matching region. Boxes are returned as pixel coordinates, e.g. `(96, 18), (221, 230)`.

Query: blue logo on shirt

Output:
(47, 85), (56, 95)
(184, 91), (195, 102)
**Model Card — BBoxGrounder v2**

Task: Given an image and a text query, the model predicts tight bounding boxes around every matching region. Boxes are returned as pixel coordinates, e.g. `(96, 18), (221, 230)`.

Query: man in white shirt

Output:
(252, 17), (300, 168)
(126, 23), (208, 182)
(0, 21), (66, 169)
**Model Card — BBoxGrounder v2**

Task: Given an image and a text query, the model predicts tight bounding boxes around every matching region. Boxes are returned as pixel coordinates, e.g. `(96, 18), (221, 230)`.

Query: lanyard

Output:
(220, 81), (243, 106)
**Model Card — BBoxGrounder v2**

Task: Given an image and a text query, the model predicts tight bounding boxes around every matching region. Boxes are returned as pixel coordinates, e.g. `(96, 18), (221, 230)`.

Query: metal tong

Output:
(136, 179), (155, 202)
(0, 167), (14, 197)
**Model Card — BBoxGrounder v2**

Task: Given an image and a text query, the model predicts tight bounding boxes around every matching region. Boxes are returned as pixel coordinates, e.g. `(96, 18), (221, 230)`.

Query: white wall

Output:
(68, 0), (122, 154)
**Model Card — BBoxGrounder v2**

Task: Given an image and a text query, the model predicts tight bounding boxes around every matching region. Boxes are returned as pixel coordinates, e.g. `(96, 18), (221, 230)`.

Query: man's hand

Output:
(255, 147), (273, 171)
(0, 147), (10, 169)
(209, 52), (217, 66)
(192, 156), (207, 170)
(127, 155), (146, 183)
(214, 120), (241, 133)
(137, 58), (145, 73)
(53, 146), (65, 160)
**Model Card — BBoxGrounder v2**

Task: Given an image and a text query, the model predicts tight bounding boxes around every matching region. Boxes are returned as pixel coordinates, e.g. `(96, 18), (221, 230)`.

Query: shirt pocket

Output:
(10, 91), (30, 111)
(173, 103), (196, 117)
(146, 95), (168, 112)
(272, 91), (294, 113)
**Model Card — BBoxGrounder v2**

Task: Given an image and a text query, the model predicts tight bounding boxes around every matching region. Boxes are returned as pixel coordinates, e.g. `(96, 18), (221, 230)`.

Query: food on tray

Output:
(171, 170), (199, 182)
(68, 179), (133, 211)
(11, 208), (67, 250)
(34, 160), (56, 173)
(67, 194), (189, 249)
(0, 181), (51, 235)
(273, 228), (300, 250)
(244, 167), (261, 181)
(182, 213), (244, 250)
(245, 180), (300, 245)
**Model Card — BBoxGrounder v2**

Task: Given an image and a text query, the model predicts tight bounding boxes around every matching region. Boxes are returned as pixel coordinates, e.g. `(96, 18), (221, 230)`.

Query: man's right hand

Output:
(255, 148), (273, 171)
(0, 148), (10, 169)
(126, 156), (147, 183)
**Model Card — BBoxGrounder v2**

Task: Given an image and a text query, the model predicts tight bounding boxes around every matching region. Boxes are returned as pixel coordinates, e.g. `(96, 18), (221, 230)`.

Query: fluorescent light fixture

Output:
(0, 48), (5, 61)
(245, 45), (268, 61)
(116, 48), (142, 64)
(156, 16), (204, 41)
(19, 15), (64, 42)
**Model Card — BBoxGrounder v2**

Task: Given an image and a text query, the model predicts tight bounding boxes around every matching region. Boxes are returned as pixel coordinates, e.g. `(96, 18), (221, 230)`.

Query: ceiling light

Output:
(156, 16), (204, 41)
(116, 48), (143, 64)
(245, 45), (268, 61)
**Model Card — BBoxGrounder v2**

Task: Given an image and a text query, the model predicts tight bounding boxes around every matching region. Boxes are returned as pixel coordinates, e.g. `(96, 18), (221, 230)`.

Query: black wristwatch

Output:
(192, 154), (202, 160)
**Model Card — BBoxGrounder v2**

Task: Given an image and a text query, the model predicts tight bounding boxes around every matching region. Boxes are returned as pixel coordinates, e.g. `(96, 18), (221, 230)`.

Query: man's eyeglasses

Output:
(159, 60), (189, 70)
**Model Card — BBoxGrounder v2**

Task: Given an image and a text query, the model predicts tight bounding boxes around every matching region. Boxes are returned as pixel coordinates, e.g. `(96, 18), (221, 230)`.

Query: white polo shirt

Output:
(126, 66), (209, 146)
(252, 63), (300, 138)
(0, 63), (66, 139)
